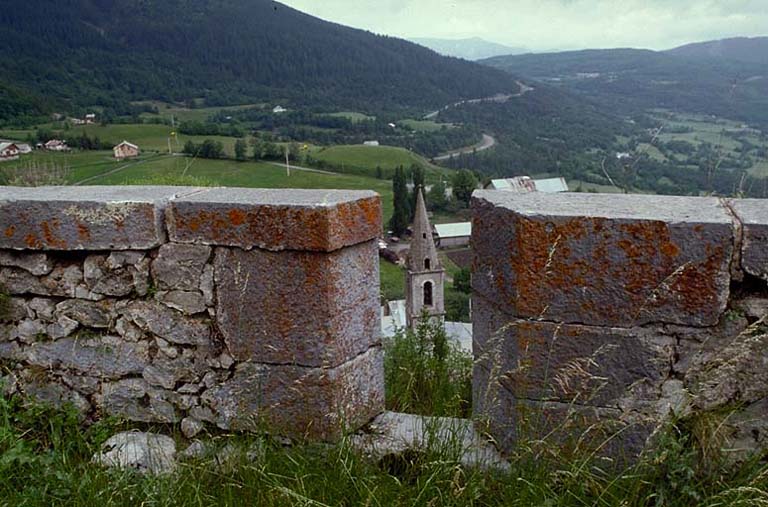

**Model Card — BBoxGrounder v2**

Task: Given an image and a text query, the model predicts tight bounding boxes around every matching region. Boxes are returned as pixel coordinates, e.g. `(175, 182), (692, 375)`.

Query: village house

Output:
(44, 140), (69, 152)
(113, 141), (140, 160)
(434, 222), (471, 249)
(0, 142), (20, 162)
(14, 142), (32, 154)
(0, 139), (31, 155)
(71, 113), (97, 125)
(272, 105), (287, 114)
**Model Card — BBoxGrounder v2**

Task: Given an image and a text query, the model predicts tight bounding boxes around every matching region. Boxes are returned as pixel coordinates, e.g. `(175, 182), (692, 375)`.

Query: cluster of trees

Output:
(180, 135), (295, 163)
(182, 139), (225, 159)
(388, 165), (479, 236)
(177, 121), (245, 138)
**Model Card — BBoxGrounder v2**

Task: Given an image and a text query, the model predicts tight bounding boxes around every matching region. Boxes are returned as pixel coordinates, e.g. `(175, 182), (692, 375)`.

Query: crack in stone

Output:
(721, 197), (745, 281)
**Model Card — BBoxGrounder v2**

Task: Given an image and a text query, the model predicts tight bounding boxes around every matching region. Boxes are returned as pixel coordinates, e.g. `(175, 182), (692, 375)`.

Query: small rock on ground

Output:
(92, 431), (176, 475)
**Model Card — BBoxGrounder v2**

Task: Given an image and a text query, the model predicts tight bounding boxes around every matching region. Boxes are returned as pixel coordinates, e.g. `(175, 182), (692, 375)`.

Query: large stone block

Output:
(729, 199), (768, 281)
(168, 188), (381, 252)
(0, 186), (203, 250)
(471, 191), (734, 327)
(151, 244), (211, 291)
(214, 240), (379, 367)
(473, 373), (653, 460)
(202, 347), (384, 441)
(473, 296), (675, 407)
(25, 336), (149, 379)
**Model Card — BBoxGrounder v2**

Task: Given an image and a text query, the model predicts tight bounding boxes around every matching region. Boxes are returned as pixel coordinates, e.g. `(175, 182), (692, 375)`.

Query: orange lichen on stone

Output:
(4, 226), (14, 238)
(40, 220), (67, 249)
(77, 223), (91, 242)
(227, 209), (246, 226)
(24, 233), (41, 248)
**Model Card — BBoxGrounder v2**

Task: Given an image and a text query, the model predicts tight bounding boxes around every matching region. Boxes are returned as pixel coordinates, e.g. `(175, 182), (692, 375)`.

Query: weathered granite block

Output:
(473, 296), (674, 407)
(214, 240), (379, 367)
(202, 347), (384, 441)
(0, 186), (203, 250)
(473, 373), (653, 460)
(168, 188), (381, 252)
(729, 199), (768, 281)
(151, 244), (211, 291)
(471, 191), (734, 327)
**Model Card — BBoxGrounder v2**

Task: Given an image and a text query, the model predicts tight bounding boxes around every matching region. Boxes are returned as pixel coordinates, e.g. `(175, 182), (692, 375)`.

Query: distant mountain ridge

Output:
(667, 36), (768, 65)
(0, 0), (520, 122)
(481, 36), (768, 127)
(409, 37), (527, 60)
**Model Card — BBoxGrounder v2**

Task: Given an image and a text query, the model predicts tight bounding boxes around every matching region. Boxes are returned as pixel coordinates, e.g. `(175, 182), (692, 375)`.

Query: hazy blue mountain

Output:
(666, 36), (768, 65)
(410, 37), (527, 60)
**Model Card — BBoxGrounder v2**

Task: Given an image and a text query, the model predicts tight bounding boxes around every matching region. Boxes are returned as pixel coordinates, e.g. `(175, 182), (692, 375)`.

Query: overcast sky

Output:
(278, 0), (767, 52)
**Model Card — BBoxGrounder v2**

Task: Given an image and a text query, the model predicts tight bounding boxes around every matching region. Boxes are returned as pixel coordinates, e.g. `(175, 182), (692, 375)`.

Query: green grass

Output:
(380, 259), (405, 301)
(0, 151), (396, 223)
(327, 111), (375, 123)
(384, 318), (472, 418)
(312, 144), (450, 181)
(0, 151), (123, 183)
(638, 142), (667, 162)
(3, 367), (768, 505)
(398, 119), (455, 132)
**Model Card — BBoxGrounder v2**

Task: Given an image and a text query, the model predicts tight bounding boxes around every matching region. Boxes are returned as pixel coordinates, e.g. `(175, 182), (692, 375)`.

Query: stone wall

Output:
(472, 191), (768, 458)
(0, 186), (384, 441)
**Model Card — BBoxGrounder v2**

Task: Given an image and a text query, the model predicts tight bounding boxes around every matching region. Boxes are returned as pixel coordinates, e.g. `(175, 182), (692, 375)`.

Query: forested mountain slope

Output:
(667, 37), (768, 65)
(0, 0), (520, 120)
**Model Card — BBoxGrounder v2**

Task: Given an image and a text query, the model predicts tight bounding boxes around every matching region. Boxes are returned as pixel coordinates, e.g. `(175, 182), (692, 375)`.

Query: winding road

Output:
(426, 80), (534, 161)
(424, 80), (534, 120)
(433, 133), (497, 161)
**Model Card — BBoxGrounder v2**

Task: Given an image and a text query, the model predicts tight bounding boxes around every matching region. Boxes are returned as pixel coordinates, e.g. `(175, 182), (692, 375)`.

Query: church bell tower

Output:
(406, 187), (445, 329)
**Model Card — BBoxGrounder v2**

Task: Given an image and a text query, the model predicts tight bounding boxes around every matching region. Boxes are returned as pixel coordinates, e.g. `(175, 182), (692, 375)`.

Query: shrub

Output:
(383, 313), (472, 418)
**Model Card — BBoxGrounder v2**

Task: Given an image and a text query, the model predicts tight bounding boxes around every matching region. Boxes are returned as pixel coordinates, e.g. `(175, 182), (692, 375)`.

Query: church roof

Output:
(408, 187), (441, 272)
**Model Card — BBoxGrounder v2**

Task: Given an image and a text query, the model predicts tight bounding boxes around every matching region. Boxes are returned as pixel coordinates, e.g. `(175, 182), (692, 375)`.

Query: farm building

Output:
(0, 142), (20, 162)
(485, 176), (569, 193)
(113, 141), (140, 160)
(272, 105), (287, 114)
(14, 143), (32, 154)
(0, 140), (31, 155)
(434, 222), (471, 249)
(44, 140), (69, 152)
(363, 140), (380, 146)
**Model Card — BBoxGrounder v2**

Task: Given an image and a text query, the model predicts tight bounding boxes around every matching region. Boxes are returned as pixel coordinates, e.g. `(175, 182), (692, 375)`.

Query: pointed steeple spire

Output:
(408, 186), (440, 272)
